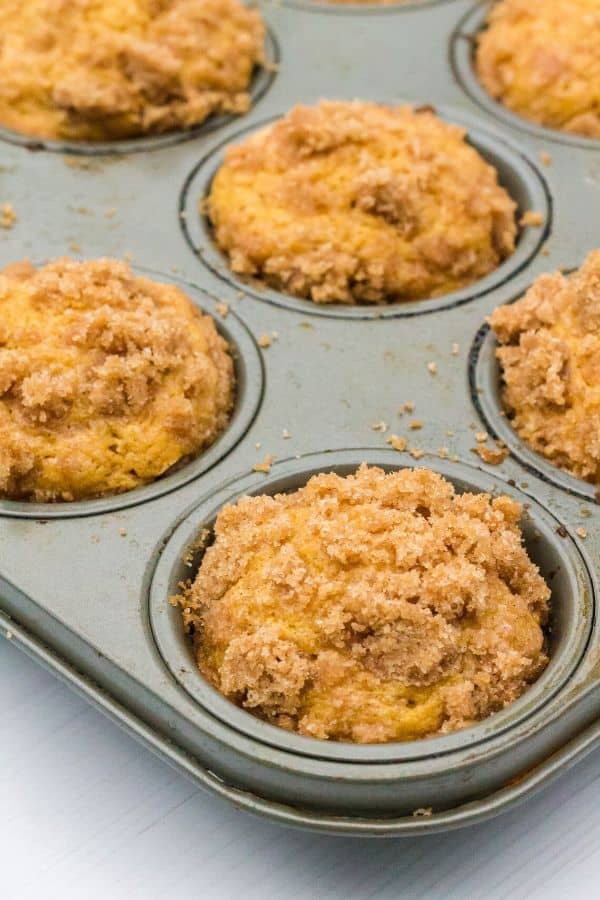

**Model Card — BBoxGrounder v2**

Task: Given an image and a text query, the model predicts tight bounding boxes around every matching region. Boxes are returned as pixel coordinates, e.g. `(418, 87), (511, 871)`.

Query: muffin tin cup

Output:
(450, 1), (600, 151)
(149, 449), (593, 770)
(0, 266), (264, 519)
(470, 323), (599, 504)
(0, 29), (279, 157)
(2, 0), (600, 835)
(179, 107), (551, 319)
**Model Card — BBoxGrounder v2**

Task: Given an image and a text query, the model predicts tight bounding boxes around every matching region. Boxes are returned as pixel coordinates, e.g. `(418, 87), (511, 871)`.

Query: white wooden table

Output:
(2, 637), (598, 900)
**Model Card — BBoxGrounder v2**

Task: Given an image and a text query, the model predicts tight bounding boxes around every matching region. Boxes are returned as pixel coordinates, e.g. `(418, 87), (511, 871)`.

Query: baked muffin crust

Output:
(207, 101), (518, 305)
(0, 0), (265, 141)
(179, 465), (550, 743)
(0, 259), (234, 501)
(476, 0), (600, 139)
(490, 252), (600, 484)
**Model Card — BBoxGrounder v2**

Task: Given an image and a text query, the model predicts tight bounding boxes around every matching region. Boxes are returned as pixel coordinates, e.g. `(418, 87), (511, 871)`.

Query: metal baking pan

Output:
(1, 0), (599, 837)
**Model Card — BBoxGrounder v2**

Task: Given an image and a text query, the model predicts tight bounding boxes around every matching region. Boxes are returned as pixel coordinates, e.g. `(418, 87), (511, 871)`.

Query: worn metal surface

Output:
(0, 0), (599, 836)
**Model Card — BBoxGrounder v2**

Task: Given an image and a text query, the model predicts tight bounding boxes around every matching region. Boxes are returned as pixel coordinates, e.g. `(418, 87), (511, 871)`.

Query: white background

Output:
(2, 637), (598, 900)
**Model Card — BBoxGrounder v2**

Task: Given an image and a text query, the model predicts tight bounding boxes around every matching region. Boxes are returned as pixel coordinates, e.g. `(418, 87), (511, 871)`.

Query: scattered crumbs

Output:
(258, 333), (272, 348)
(282, 428), (292, 439)
(519, 210), (545, 227)
(427, 361), (438, 375)
(215, 301), (230, 318)
(387, 434), (407, 452)
(475, 431), (488, 443)
(298, 321), (314, 330)
(105, 207), (117, 218)
(540, 151), (552, 167)
(170, 266), (180, 274)
(451, 342), (459, 356)
(63, 156), (100, 171)
(580, 507), (592, 518)
(409, 419), (423, 430)
(198, 197), (210, 216)
(556, 525), (568, 538)
(541, 243), (550, 257)
(409, 447), (424, 460)
(4, 629), (13, 639)
(255, 441), (261, 449)
(91, 534), (100, 544)
(412, 807), (433, 818)
(446, 429), (455, 437)
(68, 241), (81, 253)
(123, 251), (133, 262)
(402, 401), (415, 413)
(450, 454), (459, 462)
(437, 447), (449, 459)
(468, 422), (477, 430)
(1, 202), (16, 229)
(271, 331), (279, 341)
(253, 453), (275, 474)
(119, 528), (127, 537)
(473, 444), (509, 465)
(371, 420), (388, 433)
(236, 290), (245, 300)
(576, 527), (588, 539)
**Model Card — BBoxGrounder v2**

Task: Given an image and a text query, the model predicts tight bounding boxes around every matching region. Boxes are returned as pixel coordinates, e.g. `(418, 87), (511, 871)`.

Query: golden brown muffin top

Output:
(0, 0), (265, 141)
(179, 465), (550, 743)
(208, 101), (518, 305)
(0, 258), (234, 501)
(491, 251), (600, 484)
(476, 0), (600, 138)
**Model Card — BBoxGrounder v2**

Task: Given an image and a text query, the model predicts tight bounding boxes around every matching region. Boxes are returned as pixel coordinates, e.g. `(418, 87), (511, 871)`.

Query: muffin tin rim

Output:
(179, 104), (552, 319)
(0, 265), (265, 520)
(450, 1), (600, 152)
(0, 28), (280, 158)
(279, 0), (459, 16)
(149, 447), (594, 764)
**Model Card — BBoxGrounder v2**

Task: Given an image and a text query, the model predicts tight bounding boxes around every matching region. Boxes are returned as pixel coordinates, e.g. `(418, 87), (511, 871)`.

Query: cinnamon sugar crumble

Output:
(519, 211), (545, 228)
(0, 258), (234, 501)
(0, 203), (16, 229)
(208, 101), (517, 305)
(387, 435), (407, 452)
(177, 465), (550, 743)
(253, 454), (275, 474)
(490, 252), (600, 483)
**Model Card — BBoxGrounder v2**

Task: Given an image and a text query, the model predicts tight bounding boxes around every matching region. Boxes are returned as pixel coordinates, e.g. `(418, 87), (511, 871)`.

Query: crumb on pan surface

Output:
(0, 258), (234, 501)
(207, 101), (518, 305)
(490, 251), (600, 484)
(0, 0), (265, 141)
(178, 465), (550, 743)
(476, 0), (600, 139)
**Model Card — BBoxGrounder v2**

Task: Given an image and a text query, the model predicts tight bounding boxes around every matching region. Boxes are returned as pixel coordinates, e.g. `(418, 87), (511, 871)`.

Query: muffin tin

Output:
(1, 0), (599, 837)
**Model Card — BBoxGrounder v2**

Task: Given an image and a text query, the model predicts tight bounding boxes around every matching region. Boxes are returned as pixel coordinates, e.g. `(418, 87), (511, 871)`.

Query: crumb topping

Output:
(0, 0), (265, 141)
(208, 101), (517, 305)
(178, 465), (550, 743)
(0, 258), (234, 500)
(476, 0), (600, 138)
(490, 251), (600, 483)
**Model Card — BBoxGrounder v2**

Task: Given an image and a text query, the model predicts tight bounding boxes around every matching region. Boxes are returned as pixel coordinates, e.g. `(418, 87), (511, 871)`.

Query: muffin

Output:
(0, 0), (266, 141)
(207, 101), (518, 305)
(476, 0), (600, 139)
(178, 464), (550, 743)
(0, 258), (234, 501)
(490, 252), (600, 485)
